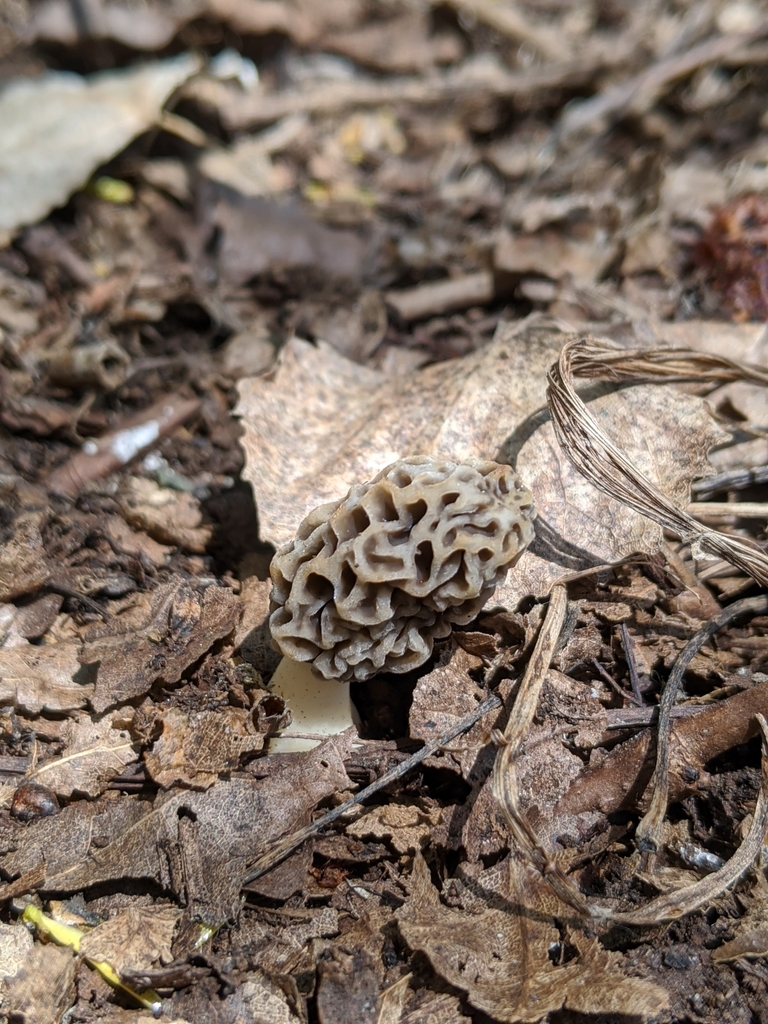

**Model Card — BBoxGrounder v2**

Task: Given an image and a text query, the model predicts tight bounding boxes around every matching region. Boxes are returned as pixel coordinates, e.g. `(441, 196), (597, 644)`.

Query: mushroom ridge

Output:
(269, 456), (536, 682)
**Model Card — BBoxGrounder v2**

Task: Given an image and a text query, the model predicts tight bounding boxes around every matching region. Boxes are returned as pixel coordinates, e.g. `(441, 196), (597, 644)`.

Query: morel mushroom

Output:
(269, 456), (536, 683)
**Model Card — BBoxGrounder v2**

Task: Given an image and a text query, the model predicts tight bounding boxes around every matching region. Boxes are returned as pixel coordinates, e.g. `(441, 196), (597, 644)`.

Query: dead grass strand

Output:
(546, 337), (768, 586)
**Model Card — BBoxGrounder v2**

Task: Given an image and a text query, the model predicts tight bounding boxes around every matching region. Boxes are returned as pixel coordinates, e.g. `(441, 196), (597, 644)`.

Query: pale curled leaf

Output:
(79, 905), (180, 978)
(0, 641), (93, 713)
(25, 711), (137, 797)
(237, 318), (720, 607)
(0, 54), (201, 238)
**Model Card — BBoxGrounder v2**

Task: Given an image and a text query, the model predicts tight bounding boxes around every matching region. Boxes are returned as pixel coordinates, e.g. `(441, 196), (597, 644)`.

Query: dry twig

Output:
(218, 61), (601, 130)
(47, 396), (201, 497)
(243, 690), (504, 885)
(437, 0), (570, 62)
(385, 272), (495, 323)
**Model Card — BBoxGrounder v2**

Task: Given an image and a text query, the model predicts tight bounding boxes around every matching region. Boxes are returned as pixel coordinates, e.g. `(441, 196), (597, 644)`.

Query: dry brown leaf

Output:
(657, 320), (768, 474)
(220, 320), (277, 378)
(495, 227), (618, 286)
(409, 638), (489, 782)
(119, 476), (213, 554)
(660, 163), (727, 229)
(400, 991), (471, 1024)
(397, 853), (669, 1023)
(320, 10), (462, 73)
(240, 906), (340, 976)
(2, 942), (76, 1024)
(4, 733), (357, 925)
(0, 640), (93, 713)
(238, 317), (719, 607)
(233, 576), (271, 649)
(0, 920), (34, 984)
(459, 668), (606, 864)
(233, 576), (282, 677)
(289, 290), (387, 363)
(316, 948), (380, 1024)
(712, 875), (768, 963)
(12, 592), (64, 641)
(24, 710), (137, 797)
(102, 514), (172, 567)
(79, 905), (180, 977)
(0, 791), (148, 883)
(0, 921), (32, 974)
(0, 510), (50, 602)
(219, 969), (306, 1024)
(515, 670), (608, 811)
(81, 578), (240, 713)
(32, 0), (193, 50)
(203, 190), (370, 288)
(347, 803), (443, 855)
(144, 704), (272, 789)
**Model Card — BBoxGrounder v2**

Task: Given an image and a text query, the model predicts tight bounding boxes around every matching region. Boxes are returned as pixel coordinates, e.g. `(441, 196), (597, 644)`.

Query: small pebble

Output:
(11, 782), (60, 821)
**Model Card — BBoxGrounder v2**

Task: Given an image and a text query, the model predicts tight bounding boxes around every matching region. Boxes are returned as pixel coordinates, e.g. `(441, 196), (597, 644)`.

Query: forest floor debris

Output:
(2, 2), (768, 1022)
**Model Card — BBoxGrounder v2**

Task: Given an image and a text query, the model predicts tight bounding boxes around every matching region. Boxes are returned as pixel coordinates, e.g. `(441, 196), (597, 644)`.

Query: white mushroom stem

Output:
(267, 656), (357, 753)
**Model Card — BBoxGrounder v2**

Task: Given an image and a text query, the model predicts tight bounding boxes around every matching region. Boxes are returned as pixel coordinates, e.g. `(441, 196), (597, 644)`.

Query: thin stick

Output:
(242, 691), (502, 885)
(47, 396), (201, 498)
(692, 465), (768, 499)
(688, 502), (768, 519)
(220, 61), (598, 131)
(619, 623), (646, 706)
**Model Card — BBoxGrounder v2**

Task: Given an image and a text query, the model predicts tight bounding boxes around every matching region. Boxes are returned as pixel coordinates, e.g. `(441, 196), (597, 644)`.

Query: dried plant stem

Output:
(693, 465), (768, 499)
(47, 396), (201, 498)
(223, 61), (595, 130)
(491, 586), (768, 926)
(546, 337), (768, 586)
(635, 594), (768, 860)
(491, 585), (595, 914)
(688, 501), (768, 519)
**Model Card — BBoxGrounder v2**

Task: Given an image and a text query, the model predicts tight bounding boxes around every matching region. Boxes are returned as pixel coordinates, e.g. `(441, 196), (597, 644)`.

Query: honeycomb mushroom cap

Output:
(269, 456), (536, 682)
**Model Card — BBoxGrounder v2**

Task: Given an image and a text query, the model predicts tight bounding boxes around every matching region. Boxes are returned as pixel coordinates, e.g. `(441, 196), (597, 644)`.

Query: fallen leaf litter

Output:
(2, 3), (768, 1021)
